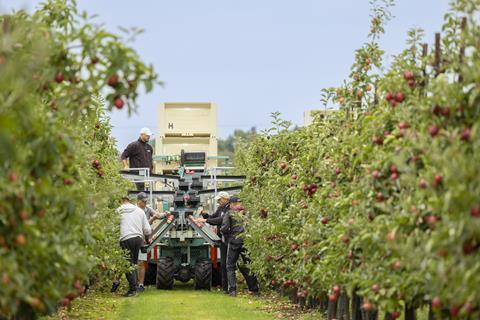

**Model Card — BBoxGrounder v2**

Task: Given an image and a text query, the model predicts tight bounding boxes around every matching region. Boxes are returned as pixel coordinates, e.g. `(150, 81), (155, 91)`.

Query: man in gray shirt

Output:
(118, 196), (152, 297)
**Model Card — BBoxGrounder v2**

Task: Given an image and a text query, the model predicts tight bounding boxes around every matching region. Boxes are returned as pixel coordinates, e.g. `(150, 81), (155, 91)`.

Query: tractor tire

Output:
(144, 262), (157, 286)
(156, 257), (174, 290)
(194, 258), (212, 290)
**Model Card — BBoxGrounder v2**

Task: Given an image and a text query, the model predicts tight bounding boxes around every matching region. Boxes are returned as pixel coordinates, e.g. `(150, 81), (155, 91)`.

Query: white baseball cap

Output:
(215, 191), (230, 201)
(139, 127), (153, 136)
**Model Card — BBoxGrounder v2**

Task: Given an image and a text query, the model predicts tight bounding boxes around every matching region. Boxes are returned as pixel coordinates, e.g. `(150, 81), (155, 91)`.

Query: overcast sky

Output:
(1, 0), (450, 151)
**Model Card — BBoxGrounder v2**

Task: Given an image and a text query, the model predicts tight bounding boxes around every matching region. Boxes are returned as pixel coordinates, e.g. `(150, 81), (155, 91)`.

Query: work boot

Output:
(137, 284), (145, 293)
(229, 291), (237, 297)
(122, 290), (137, 297)
(250, 291), (260, 297)
(110, 281), (120, 293)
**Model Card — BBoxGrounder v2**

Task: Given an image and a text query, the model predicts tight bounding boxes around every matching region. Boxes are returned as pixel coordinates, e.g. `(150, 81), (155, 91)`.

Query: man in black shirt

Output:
(195, 191), (230, 293)
(121, 127), (154, 190)
(221, 196), (259, 297)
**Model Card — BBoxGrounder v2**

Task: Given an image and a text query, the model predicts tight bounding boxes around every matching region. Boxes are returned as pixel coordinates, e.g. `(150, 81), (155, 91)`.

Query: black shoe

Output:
(137, 284), (145, 293)
(123, 290), (137, 297)
(229, 291), (237, 297)
(250, 291), (260, 297)
(110, 281), (120, 293)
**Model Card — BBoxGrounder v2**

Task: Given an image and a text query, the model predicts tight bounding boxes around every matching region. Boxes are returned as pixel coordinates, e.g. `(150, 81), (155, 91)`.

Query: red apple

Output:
(432, 105), (443, 116)
(54, 72), (64, 83)
(271, 279), (277, 286)
(431, 297), (441, 310)
(460, 128), (471, 141)
(290, 243), (299, 251)
(391, 260), (401, 270)
(372, 170), (380, 179)
(74, 279), (82, 290)
(471, 206), (480, 218)
(329, 294), (337, 302)
(391, 311), (401, 319)
(107, 74), (119, 87)
(15, 234), (27, 246)
(2, 274), (10, 285)
(428, 125), (440, 137)
(376, 192), (385, 202)
(371, 284), (380, 293)
(398, 122), (410, 130)
(335, 168), (341, 175)
(463, 302), (474, 315)
(385, 92), (394, 101)
(389, 99), (398, 108)
(463, 240), (477, 255)
(395, 92), (405, 103)
(449, 305), (461, 318)
(440, 107), (450, 117)
(19, 210), (29, 221)
(403, 70), (414, 80)
(390, 172), (399, 181)
(65, 292), (76, 301)
(90, 56), (99, 64)
(114, 97), (125, 109)
(362, 302), (373, 312)
(433, 175), (443, 187)
(408, 79), (416, 88)
(8, 172), (18, 183)
(250, 176), (256, 183)
(372, 136), (383, 145)
(63, 178), (72, 185)
(62, 298), (70, 307)
(92, 160), (100, 168)
(291, 175), (298, 180)
(321, 217), (329, 225)
(341, 235), (349, 244)
(419, 179), (428, 189)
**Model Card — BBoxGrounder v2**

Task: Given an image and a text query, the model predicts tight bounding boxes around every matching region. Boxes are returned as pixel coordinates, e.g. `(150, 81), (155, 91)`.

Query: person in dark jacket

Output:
(221, 196), (259, 297)
(121, 127), (154, 190)
(195, 191), (230, 293)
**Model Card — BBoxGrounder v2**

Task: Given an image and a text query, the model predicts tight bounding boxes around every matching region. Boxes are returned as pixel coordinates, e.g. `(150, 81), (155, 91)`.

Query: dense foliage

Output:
(0, 1), (159, 318)
(237, 0), (480, 318)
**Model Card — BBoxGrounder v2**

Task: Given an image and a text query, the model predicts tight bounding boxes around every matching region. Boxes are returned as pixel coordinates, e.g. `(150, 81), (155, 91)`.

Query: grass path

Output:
(44, 282), (323, 320)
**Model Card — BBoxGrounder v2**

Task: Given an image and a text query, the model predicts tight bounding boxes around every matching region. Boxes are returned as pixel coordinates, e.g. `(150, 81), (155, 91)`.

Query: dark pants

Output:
(220, 241), (228, 292)
(120, 236), (143, 292)
(226, 243), (259, 293)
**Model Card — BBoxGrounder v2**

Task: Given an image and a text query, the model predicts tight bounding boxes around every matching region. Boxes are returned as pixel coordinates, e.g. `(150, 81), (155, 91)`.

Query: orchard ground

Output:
(42, 282), (324, 320)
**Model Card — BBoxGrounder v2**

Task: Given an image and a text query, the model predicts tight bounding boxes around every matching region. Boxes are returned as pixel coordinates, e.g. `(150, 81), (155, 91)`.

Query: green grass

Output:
(115, 283), (272, 320)
(43, 282), (323, 320)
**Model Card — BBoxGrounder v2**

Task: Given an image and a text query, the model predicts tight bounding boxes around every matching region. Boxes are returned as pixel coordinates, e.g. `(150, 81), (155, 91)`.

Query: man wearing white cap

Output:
(196, 191), (230, 293)
(121, 127), (154, 190)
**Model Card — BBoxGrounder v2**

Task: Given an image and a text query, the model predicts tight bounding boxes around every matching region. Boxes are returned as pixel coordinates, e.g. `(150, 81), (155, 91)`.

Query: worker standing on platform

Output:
(121, 127), (154, 190)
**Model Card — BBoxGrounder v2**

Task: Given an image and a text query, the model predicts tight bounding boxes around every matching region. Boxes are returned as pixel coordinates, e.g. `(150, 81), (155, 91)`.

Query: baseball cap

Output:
(139, 127), (153, 136)
(230, 196), (241, 203)
(137, 192), (149, 202)
(215, 191), (230, 201)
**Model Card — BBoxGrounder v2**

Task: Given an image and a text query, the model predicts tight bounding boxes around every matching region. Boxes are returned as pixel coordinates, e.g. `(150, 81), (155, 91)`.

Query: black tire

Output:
(144, 262), (157, 286)
(156, 257), (174, 290)
(194, 258), (212, 290)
